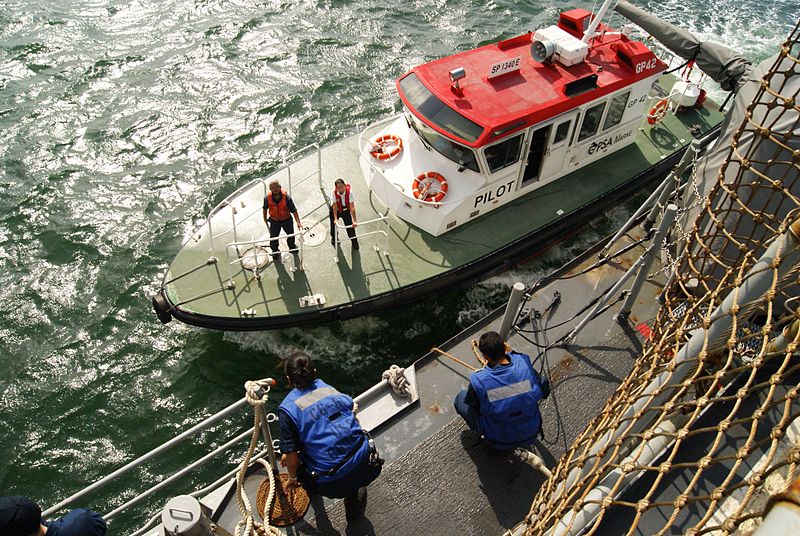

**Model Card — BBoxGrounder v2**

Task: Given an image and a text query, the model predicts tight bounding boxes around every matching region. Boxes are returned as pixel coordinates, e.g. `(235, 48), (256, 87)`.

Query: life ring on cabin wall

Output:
(412, 171), (448, 203)
(370, 134), (403, 161)
(647, 98), (670, 125)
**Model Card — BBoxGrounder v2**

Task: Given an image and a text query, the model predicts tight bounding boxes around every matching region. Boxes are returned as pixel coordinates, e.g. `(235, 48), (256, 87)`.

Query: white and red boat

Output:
(153, 0), (723, 330)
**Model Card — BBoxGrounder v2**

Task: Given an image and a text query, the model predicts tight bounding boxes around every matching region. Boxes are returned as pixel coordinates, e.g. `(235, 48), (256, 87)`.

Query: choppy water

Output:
(0, 0), (795, 533)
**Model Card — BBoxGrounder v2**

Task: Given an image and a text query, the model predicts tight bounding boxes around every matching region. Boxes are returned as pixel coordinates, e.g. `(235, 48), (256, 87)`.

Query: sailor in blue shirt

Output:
(278, 352), (382, 522)
(454, 331), (545, 451)
(0, 495), (106, 536)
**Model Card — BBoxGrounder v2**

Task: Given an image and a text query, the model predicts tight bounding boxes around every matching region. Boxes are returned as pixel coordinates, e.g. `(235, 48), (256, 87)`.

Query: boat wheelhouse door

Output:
(521, 124), (552, 187)
(538, 111), (579, 180)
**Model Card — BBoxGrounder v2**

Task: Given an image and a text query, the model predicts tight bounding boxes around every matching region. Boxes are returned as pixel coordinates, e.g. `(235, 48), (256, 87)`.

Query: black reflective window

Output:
(412, 115), (480, 172)
(399, 73), (484, 142)
(485, 134), (524, 173)
(578, 102), (606, 142)
(554, 121), (571, 144)
(603, 91), (630, 131)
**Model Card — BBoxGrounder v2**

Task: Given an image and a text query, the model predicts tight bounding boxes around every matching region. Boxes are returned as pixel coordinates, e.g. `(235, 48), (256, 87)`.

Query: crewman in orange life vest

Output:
(329, 178), (359, 250)
(263, 179), (303, 261)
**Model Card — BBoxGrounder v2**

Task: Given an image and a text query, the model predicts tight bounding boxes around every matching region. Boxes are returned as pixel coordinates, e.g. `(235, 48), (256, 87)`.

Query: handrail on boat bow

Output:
(333, 212), (390, 256)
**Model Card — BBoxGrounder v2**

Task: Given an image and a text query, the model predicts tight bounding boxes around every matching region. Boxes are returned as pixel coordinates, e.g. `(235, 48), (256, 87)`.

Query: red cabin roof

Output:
(396, 18), (666, 148)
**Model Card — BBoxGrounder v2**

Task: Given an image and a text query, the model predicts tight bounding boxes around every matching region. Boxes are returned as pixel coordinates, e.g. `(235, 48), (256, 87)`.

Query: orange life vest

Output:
(333, 184), (351, 212)
(267, 190), (291, 221)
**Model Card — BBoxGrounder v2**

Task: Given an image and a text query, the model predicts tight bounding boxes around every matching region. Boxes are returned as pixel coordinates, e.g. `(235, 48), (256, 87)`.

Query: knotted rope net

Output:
(526, 20), (800, 536)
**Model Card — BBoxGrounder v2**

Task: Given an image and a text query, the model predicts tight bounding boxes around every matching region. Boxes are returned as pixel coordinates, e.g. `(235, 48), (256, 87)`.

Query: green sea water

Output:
(0, 0), (796, 533)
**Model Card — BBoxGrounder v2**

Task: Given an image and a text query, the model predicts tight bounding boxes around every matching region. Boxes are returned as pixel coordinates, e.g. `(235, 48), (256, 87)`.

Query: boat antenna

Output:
(582, 0), (619, 45)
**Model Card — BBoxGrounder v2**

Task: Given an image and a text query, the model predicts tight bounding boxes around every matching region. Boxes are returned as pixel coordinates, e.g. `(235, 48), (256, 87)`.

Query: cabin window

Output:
(484, 134), (524, 173)
(578, 102), (606, 142)
(603, 91), (630, 131)
(553, 121), (571, 144)
(411, 114), (480, 172)
(399, 73), (484, 142)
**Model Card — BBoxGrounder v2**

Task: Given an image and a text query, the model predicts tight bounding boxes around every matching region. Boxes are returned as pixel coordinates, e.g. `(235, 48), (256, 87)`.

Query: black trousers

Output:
(329, 206), (358, 244)
(268, 218), (297, 254)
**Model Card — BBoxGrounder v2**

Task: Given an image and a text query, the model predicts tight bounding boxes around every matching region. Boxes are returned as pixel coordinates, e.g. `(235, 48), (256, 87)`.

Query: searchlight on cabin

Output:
(449, 67), (466, 94)
(531, 39), (555, 63)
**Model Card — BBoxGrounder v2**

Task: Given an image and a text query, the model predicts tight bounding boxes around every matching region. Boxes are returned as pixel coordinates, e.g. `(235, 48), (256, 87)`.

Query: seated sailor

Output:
(278, 352), (382, 522)
(454, 331), (546, 450)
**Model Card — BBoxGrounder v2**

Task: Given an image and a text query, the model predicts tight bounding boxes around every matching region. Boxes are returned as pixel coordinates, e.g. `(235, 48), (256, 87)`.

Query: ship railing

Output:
(42, 397), (278, 532)
(225, 223), (313, 278)
(358, 116), (464, 209)
(203, 143), (322, 252)
(332, 212), (391, 258)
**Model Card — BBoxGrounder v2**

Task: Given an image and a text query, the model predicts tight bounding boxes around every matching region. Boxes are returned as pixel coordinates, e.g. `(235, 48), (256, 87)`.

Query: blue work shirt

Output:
(45, 508), (107, 536)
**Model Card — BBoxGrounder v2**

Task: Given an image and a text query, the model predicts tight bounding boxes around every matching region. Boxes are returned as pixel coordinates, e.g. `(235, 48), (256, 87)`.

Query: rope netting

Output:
(526, 20), (800, 536)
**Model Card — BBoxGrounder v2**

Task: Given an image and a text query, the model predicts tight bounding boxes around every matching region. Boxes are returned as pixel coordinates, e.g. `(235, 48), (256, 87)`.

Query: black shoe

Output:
(344, 487), (367, 522)
(272, 254), (282, 263)
(352, 241), (359, 250)
(331, 237), (336, 247)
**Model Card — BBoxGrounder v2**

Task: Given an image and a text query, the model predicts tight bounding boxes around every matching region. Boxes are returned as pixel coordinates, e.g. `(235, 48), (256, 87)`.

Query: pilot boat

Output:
(152, 0), (723, 330)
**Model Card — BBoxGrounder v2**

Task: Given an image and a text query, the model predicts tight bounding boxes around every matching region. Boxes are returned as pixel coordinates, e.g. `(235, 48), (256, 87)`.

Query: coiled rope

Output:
(381, 365), (411, 397)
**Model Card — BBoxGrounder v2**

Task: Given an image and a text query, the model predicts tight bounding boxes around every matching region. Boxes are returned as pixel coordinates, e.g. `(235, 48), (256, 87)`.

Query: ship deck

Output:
(188, 228), (664, 534)
(160, 76), (723, 330)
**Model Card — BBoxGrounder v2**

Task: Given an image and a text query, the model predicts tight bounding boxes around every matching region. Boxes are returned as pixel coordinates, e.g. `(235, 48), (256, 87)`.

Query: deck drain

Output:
(300, 219), (327, 247)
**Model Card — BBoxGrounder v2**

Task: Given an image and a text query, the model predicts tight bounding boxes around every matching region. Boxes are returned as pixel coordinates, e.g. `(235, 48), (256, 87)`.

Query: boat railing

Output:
(204, 143), (322, 252)
(224, 223), (315, 278)
(332, 212), (391, 257)
(358, 117), (464, 208)
(41, 396), (278, 531)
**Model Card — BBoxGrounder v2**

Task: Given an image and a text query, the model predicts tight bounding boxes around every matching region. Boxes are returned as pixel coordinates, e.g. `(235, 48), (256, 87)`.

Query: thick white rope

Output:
(381, 365), (411, 397)
(234, 379), (281, 536)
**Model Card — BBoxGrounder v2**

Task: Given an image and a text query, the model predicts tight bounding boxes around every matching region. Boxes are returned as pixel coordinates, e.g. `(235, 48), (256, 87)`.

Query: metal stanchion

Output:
(499, 282), (527, 341)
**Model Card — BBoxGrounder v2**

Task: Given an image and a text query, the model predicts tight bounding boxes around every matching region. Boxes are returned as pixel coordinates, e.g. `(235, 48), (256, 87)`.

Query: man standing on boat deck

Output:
(329, 178), (359, 250)
(0, 495), (107, 536)
(454, 331), (546, 451)
(263, 179), (303, 261)
(278, 352), (382, 523)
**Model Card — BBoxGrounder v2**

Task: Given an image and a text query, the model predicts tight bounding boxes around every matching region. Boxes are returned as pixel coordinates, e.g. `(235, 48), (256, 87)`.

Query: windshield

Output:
(399, 73), (484, 143)
(408, 113), (480, 173)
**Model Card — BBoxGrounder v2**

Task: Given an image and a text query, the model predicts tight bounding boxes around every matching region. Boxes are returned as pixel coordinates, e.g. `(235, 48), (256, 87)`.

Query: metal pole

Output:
(619, 204), (678, 318)
(259, 411), (279, 473)
(499, 282), (527, 340)
(563, 258), (639, 344)
(43, 397), (249, 517)
(599, 176), (669, 258)
(582, 0), (618, 44)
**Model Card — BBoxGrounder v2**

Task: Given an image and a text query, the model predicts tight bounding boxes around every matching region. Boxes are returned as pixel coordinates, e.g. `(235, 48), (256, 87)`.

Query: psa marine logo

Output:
(474, 179), (516, 207)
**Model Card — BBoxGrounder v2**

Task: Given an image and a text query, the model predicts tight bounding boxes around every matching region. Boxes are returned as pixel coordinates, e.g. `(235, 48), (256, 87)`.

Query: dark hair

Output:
(334, 178), (345, 186)
(284, 351), (317, 389)
(0, 496), (41, 536)
(478, 331), (506, 362)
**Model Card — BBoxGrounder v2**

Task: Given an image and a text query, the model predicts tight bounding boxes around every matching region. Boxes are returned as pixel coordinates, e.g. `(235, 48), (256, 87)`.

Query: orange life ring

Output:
(370, 134), (403, 161)
(412, 172), (448, 203)
(647, 98), (669, 125)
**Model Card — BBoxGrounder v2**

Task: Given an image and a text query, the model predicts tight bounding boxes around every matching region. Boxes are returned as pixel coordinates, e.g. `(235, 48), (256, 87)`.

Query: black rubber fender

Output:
(152, 290), (173, 324)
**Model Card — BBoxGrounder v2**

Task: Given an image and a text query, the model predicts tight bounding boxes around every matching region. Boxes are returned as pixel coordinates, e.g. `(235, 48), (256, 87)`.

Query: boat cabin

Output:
(359, 9), (667, 236)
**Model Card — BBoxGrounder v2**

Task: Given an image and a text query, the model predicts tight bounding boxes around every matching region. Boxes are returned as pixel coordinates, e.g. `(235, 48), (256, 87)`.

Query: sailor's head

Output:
(284, 351), (317, 390)
(0, 496), (42, 536)
(478, 331), (506, 363)
(334, 178), (346, 193)
(269, 180), (282, 195)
